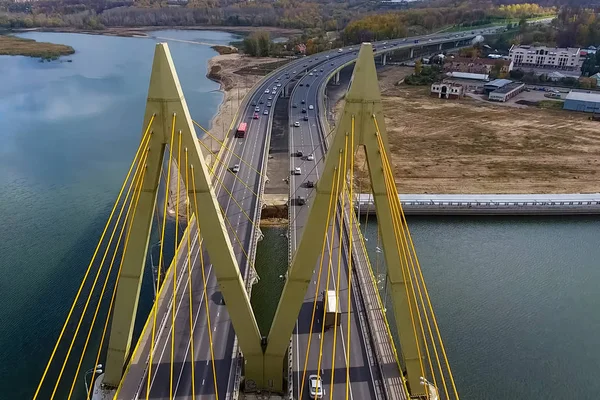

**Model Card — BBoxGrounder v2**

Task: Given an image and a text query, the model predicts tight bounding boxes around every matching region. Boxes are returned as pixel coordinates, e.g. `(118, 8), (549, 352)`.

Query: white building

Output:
(509, 45), (581, 70)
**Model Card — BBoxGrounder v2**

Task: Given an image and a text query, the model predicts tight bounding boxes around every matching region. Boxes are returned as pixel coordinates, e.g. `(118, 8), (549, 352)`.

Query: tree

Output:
(414, 60), (422, 75)
(509, 69), (525, 80)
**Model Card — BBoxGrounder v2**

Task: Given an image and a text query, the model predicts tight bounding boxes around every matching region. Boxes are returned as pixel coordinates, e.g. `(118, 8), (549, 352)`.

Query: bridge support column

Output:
(382, 53), (387, 66)
(334, 70), (340, 84)
(410, 48), (414, 58)
(266, 42), (426, 397)
(103, 43), (265, 389)
(439, 43), (443, 51)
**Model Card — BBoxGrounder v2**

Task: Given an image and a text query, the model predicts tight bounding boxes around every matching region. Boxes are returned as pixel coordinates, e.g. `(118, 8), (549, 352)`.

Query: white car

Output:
(293, 167), (302, 175)
(308, 105), (314, 110)
(294, 121), (300, 127)
(307, 153), (315, 161)
(231, 164), (240, 173)
(264, 89), (270, 94)
(309, 375), (324, 399)
(277, 83), (282, 87)
(263, 110), (268, 115)
(309, 72), (313, 76)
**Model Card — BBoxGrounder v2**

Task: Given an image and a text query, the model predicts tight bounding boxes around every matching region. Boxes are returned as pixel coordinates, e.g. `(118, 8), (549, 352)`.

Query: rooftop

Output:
(447, 56), (509, 66)
(446, 71), (489, 81)
(510, 44), (580, 53)
(565, 91), (600, 102)
(491, 82), (525, 94)
(485, 78), (512, 88)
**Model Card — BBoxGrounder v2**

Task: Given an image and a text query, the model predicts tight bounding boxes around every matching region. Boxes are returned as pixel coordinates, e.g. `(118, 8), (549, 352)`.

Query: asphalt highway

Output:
(115, 27), (501, 399)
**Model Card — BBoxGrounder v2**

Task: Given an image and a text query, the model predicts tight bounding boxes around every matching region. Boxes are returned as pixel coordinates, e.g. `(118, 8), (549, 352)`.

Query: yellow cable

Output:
(50, 130), (153, 399)
(315, 153), (344, 395)
(193, 120), (267, 179)
(147, 113), (176, 398)
(196, 137), (260, 199)
(170, 130), (183, 399)
(32, 116), (154, 400)
(184, 150), (197, 399)
(190, 165), (220, 399)
(87, 147), (151, 400)
(374, 116), (459, 397)
(298, 158), (338, 400)
(369, 121), (426, 384)
(376, 132), (438, 395)
(345, 118), (355, 400)
(70, 143), (150, 399)
(329, 135), (349, 400)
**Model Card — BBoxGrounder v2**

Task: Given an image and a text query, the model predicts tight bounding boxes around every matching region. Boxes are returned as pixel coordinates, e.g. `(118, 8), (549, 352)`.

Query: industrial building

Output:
(488, 82), (525, 102)
(483, 78), (512, 94)
(563, 91), (600, 113)
(509, 45), (581, 70)
(444, 71), (489, 92)
(430, 82), (463, 99)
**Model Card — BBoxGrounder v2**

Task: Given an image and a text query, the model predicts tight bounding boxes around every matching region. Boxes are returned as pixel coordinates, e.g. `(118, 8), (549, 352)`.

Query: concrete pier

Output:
(356, 193), (600, 215)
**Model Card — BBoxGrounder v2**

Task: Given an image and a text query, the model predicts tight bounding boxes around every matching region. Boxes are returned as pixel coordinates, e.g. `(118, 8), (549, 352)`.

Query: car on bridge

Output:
(307, 153), (315, 161)
(296, 150), (303, 157)
(309, 375), (324, 399)
(267, 102), (272, 107)
(263, 110), (268, 115)
(308, 105), (314, 110)
(302, 108), (307, 113)
(294, 121), (300, 127)
(303, 115), (309, 121)
(231, 164), (240, 173)
(293, 167), (302, 175)
(265, 89), (270, 94)
(253, 113), (259, 119)
(305, 180), (314, 188)
(296, 196), (306, 206)
(293, 103), (298, 108)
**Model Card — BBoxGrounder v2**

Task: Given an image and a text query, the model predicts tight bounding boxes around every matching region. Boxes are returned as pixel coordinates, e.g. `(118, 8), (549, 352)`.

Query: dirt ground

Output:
(346, 67), (600, 194)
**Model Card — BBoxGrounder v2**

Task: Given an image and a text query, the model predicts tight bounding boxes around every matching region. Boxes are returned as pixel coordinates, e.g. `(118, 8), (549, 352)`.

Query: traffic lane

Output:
(292, 211), (376, 400)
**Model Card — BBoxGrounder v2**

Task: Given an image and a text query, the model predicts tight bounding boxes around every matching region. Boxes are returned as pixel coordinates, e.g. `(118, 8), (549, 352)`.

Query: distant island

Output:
(0, 35), (74, 60)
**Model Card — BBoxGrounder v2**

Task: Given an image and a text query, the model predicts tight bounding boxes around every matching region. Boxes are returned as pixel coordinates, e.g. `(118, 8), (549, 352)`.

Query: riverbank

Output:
(204, 53), (283, 153)
(0, 35), (74, 59)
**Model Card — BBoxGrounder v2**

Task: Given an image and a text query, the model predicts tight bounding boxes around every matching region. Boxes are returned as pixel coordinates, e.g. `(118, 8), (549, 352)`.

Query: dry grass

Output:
(352, 67), (600, 194)
(0, 35), (74, 59)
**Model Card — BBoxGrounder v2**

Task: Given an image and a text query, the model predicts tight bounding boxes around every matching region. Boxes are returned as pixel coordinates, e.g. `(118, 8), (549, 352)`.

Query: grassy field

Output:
(351, 67), (600, 194)
(0, 35), (74, 59)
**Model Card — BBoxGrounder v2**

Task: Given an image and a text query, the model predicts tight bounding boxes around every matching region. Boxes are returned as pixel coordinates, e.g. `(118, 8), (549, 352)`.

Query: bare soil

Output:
(343, 67), (600, 194)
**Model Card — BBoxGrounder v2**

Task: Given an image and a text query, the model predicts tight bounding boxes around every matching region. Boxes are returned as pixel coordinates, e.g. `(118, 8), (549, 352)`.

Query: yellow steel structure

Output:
(265, 43), (426, 395)
(103, 43), (264, 388)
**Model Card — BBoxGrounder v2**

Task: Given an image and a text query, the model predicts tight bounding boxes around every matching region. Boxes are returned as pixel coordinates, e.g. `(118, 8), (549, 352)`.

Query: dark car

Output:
(301, 100), (306, 104)
(302, 108), (307, 113)
(251, 101), (257, 106)
(297, 150), (303, 157)
(305, 180), (315, 188)
(296, 196), (306, 206)
(259, 100), (264, 104)
(299, 83), (304, 86)
(306, 83), (310, 87)
(303, 115), (309, 121)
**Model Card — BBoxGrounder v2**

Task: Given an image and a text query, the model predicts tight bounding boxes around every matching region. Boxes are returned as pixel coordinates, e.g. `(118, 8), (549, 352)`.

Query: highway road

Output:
(114, 26), (502, 399)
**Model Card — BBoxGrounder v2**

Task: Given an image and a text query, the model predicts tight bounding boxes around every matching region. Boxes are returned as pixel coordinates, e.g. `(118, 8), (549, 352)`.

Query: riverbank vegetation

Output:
(0, 35), (74, 59)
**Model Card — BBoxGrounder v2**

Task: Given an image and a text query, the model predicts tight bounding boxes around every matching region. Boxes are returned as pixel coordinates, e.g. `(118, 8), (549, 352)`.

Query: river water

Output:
(0, 30), (598, 400)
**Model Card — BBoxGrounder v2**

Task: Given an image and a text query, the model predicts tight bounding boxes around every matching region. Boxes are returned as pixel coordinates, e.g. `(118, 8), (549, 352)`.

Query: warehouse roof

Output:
(492, 82), (525, 94)
(446, 72), (489, 81)
(565, 91), (600, 102)
(485, 78), (512, 88)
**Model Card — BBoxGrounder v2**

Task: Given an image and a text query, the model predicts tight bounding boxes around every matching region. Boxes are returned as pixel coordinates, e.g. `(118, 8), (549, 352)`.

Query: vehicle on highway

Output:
(308, 105), (314, 110)
(320, 69), (324, 72)
(323, 290), (341, 329)
(255, 106), (260, 112)
(294, 121), (300, 127)
(306, 83), (310, 87)
(263, 110), (268, 115)
(309, 72), (313, 76)
(251, 101), (257, 106)
(259, 99), (264, 104)
(293, 70), (297, 74)
(267, 102), (272, 107)
(414, 39), (419, 43)
(293, 167), (302, 175)
(231, 164), (240, 173)
(293, 103), (298, 108)
(330, 62), (334, 66)
(303, 115), (308, 121)
(296, 150), (303, 157)
(253, 113), (259, 119)
(268, 96), (273, 100)
(301, 100), (306, 104)
(277, 83), (282, 87)
(299, 83), (304, 87)
(296, 196), (306, 206)
(265, 89), (270, 94)
(235, 122), (247, 138)
(309, 375), (324, 399)
(338, 48), (343, 52)
(307, 154), (315, 161)
(305, 180), (314, 188)
(302, 108), (307, 113)
(313, 69), (317, 72)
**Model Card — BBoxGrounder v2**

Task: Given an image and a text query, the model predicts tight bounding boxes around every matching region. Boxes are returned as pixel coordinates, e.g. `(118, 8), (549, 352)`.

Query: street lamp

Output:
(420, 377), (439, 400)
(85, 364), (103, 398)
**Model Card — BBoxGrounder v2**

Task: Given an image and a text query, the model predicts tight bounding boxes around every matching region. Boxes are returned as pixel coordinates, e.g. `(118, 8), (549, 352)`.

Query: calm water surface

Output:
(0, 30), (238, 399)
